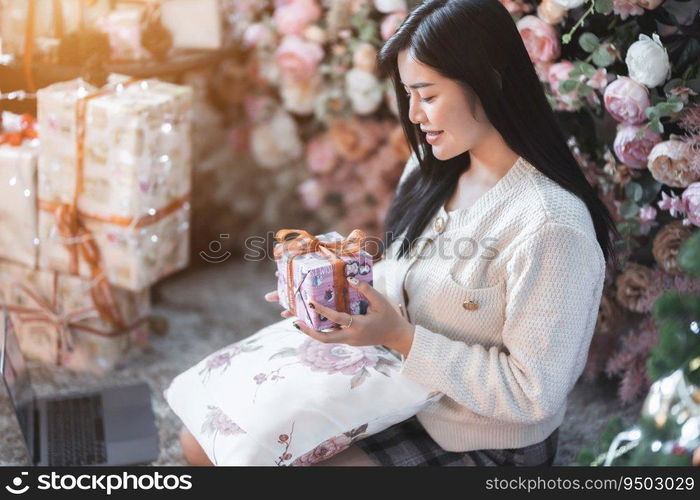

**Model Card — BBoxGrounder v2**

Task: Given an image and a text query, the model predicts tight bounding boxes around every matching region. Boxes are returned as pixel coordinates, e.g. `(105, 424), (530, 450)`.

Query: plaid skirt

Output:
(355, 416), (558, 466)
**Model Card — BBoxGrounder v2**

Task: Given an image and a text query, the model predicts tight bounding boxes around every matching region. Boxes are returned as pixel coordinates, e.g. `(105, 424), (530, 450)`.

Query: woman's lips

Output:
(425, 130), (443, 144)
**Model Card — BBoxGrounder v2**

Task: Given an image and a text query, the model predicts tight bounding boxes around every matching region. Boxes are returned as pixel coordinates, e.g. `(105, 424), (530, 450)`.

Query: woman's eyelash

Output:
(405, 92), (433, 103)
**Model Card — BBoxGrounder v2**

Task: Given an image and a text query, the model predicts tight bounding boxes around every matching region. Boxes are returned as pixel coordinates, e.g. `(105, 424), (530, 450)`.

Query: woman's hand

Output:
(292, 276), (415, 357)
(264, 271), (294, 319)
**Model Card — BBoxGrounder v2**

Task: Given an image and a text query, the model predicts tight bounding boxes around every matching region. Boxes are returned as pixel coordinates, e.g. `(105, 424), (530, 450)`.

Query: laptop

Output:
(1, 308), (160, 466)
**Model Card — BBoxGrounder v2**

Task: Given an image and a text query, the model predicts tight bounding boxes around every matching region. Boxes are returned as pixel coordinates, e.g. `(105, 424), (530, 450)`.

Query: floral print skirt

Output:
(354, 416), (559, 466)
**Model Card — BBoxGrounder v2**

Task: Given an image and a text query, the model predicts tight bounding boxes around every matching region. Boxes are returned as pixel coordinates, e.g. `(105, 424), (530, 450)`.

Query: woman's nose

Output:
(407, 97), (425, 125)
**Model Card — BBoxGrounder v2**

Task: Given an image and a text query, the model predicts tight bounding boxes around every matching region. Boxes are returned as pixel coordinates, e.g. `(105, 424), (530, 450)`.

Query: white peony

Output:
(625, 33), (671, 88)
(552, 0), (586, 8)
(374, 0), (407, 13)
(345, 68), (384, 115)
(280, 74), (322, 116)
(251, 108), (303, 169)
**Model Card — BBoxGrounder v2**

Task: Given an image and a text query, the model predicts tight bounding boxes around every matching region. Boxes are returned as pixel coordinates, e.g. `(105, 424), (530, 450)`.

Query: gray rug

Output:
(0, 259), (642, 466)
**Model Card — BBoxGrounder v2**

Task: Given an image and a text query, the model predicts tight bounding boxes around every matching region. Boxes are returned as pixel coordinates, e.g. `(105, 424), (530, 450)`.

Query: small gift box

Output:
(36, 75), (192, 291)
(0, 112), (40, 268)
(0, 259), (150, 375)
(274, 229), (373, 331)
(96, 8), (150, 61)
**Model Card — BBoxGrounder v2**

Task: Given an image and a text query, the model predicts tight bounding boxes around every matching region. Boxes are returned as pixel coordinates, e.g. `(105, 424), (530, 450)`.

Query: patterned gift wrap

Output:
(0, 113), (40, 268)
(37, 75), (192, 291)
(0, 259), (150, 375)
(274, 229), (373, 331)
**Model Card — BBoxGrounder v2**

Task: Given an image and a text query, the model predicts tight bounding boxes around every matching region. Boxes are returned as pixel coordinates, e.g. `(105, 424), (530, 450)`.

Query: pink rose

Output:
(380, 11), (407, 41)
(305, 134), (338, 174)
(613, 0), (644, 20)
(682, 183), (700, 227)
(275, 36), (324, 82)
(613, 124), (662, 169)
(604, 76), (650, 124)
(548, 61), (581, 111)
(500, 0), (534, 16)
(297, 178), (324, 210)
(587, 68), (609, 90)
(537, 0), (566, 25)
(516, 15), (560, 63)
(273, 0), (322, 36)
(297, 338), (380, 375)
(291, 434), (353, 465)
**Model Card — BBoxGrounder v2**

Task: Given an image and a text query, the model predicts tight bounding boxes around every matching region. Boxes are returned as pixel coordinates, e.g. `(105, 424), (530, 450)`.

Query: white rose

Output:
(552, 0), (586, 8)
(280, 75), (322, 116)
(345, 68), (384, 115)
(373, 0), (407, 13)
(251, 109), (303, 169)
(625, 33), (671, 88)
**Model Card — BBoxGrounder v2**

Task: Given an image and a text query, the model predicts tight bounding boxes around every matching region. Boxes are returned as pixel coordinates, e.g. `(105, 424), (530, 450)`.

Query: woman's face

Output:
(397, 49), (492, 161)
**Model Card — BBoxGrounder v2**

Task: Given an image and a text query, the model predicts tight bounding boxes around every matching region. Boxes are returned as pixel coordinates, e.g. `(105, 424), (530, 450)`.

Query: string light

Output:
(0, 90), (36, 101)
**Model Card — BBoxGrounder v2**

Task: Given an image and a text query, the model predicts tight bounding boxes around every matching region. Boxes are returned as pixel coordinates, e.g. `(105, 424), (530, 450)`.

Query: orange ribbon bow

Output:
(273, 229), (368, 319)
(0, 114), (38, 147)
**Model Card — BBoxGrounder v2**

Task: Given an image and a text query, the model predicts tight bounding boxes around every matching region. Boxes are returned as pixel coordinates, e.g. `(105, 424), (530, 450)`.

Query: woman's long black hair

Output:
(378, 0), (619, 268)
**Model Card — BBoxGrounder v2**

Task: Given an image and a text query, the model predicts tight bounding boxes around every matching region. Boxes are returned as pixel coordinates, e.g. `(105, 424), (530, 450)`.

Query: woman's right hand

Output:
(265, 271), (293, 319)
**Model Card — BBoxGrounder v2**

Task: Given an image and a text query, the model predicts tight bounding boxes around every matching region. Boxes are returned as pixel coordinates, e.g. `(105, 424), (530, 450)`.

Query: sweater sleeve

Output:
(399, 222), (605, 424)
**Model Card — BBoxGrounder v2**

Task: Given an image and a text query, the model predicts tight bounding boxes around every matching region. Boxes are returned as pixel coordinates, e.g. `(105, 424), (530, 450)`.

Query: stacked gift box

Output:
(0, 74), (193, 374)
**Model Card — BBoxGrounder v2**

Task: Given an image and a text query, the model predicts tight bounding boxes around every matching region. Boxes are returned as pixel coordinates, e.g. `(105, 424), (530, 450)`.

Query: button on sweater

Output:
(372, 154), (606, 452)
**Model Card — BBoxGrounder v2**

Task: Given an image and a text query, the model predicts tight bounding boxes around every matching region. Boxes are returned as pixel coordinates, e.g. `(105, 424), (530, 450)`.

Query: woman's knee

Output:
(179, 426), (213, 466)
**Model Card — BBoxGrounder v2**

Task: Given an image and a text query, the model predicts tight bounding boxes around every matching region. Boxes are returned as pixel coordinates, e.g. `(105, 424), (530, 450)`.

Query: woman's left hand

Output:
(292, 276), (415, 357)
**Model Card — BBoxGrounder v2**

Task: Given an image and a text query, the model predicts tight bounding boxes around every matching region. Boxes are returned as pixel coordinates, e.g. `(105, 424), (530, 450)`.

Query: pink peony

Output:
(516, 15), (560, 63)
(273, 0), (322, 36)
(682, 183), (700, 226)
(305, 134), (338, 174)
(297, 338), (380, 375)
(290, 434), (353, 465)
(613, 124), (662, 169)
(274, 36), (324, 82)
(604, 76), (650, 124)
(380, 11), (407, 41)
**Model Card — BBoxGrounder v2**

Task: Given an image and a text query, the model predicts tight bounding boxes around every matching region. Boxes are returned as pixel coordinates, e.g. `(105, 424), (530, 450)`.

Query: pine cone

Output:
(596, 289), (626, 334)
(141, 15), (173, 61)
(652, 220), (693, 275)
(615, 262), (654, 313)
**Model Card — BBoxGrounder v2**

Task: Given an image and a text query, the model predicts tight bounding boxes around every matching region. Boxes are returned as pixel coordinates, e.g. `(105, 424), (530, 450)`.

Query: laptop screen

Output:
(1, 308), (36, 462)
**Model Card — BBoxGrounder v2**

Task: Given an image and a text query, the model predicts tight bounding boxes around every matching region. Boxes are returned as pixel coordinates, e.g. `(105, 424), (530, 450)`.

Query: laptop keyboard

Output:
(46, 395), (107, 466)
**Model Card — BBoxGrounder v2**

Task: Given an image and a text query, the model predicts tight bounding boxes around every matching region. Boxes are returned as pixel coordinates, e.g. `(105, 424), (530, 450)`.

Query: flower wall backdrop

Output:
(217, 0), (699, 405)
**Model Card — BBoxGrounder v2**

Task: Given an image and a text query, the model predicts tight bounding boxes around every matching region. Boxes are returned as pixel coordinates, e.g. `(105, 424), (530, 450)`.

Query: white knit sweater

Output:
(372, 154), (606, 452)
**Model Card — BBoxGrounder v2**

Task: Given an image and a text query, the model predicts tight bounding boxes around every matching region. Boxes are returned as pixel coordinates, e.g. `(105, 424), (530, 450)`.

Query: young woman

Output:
(181, 0), (618, 466)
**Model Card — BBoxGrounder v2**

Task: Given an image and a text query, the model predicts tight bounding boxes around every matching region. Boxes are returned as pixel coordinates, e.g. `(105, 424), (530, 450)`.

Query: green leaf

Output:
(656, 101), (684, 115)
(560, 79), (578, 93)
(592, 46), (614, 67)
(625, 182), (643, 202)
(579, 85), (594, 97)
(579, 33), (600, 53)
(562, 33), (572, 45)
(619, 200), (640, 219)
(594, 0), (614, 14)
(645, 106), (661, 120)
(649, 117), (664, 134)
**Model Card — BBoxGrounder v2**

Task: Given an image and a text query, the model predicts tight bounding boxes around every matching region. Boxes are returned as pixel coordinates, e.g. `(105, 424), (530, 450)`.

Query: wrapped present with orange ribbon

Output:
(0, 112), (40, 268)
(36, 74), (192, 291)
(0, 259), (149, 375)
(274, 229), (373, 332)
